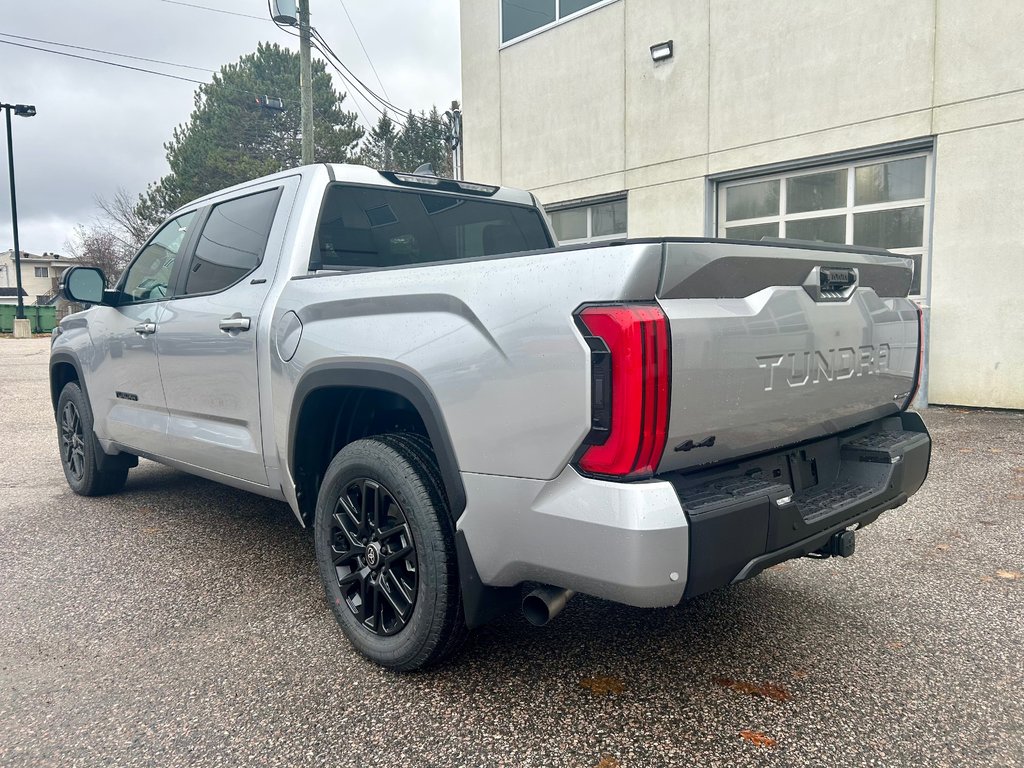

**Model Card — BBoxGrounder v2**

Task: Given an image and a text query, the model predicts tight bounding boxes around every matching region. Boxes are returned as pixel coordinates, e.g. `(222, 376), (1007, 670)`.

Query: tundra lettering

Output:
(757, 344), (891, 391)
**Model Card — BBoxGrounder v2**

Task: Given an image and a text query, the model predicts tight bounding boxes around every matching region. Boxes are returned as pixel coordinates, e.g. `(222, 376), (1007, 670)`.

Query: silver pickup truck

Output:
(51, 164), (930, 670)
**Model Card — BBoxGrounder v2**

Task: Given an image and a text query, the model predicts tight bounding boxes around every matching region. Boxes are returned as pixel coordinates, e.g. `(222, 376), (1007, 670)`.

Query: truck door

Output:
(154, 185), (289, 486)
(87, 211), (198, 455)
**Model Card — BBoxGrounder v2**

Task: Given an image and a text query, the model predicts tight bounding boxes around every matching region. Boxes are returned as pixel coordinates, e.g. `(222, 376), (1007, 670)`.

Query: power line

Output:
(267, 10), (375, 128)
(0, 36), (335, 124)
(336, 0), (390, 101)
(157, 0), (269, 22)
(0, 38), (208, 86)
(0, 31), (212, 72)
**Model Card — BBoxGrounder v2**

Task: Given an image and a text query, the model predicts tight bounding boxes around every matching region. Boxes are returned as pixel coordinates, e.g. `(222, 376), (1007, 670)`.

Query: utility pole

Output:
(298, 0), (314, 165)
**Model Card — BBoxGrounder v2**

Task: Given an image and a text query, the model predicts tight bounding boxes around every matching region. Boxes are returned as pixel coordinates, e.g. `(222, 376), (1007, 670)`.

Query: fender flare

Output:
(288, 360), (467, 518)
(49, 350), (88, 415)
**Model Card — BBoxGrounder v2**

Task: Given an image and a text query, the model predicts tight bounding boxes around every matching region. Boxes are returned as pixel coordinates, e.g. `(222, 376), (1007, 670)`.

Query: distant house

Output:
(0, 286), (28, 306)
(0, 250), (76, 306)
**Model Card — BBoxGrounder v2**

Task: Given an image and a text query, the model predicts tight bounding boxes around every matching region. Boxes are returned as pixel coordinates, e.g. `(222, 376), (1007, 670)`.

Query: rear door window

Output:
(182, 188), (281, 295)
(314, 185), (552, 270)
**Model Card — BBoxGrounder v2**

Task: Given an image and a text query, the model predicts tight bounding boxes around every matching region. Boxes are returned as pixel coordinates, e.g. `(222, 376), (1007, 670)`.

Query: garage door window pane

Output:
(501, 0), (555, 42)
(726, 222), (779, 241)
(561, 0), (602, 16)
(855, 157), (926, 205)
(550, 208), (587, 241)
(786, 169), (847, 214)
(726, 179), (780, 221)
(903, 253), (923, 295)
(785, 215), (846, 244)
(853, 206), (924, 249)
(592, 199), (627, 237)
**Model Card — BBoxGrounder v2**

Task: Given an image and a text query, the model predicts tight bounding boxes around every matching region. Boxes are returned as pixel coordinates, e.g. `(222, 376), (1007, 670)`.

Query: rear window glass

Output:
(313, 185), (552, 270)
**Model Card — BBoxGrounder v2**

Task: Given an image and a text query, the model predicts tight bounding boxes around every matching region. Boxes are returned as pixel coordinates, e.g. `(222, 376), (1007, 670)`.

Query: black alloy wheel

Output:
(55, 381), (130, 496)
(60, 400), (86, 483)
(329, 477), (418, 636)
(314, 434), (467, 671)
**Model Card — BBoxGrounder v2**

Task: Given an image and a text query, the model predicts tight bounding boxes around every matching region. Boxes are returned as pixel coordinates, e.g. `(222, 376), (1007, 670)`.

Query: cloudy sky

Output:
(0, 0), (461, 255)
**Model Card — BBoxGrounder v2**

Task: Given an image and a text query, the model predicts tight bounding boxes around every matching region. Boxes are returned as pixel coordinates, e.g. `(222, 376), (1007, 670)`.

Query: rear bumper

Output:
(458, 412), (930, 614)
(670, 411), (931, 599)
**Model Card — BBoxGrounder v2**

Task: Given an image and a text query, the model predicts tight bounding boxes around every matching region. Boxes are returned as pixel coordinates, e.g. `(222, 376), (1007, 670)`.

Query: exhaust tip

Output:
(522, 586), (575, 627)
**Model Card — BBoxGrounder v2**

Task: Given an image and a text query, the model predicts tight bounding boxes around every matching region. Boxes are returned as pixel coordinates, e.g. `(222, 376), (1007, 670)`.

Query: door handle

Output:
(219, 315), (251, 332)
(134, 322), (157, 335)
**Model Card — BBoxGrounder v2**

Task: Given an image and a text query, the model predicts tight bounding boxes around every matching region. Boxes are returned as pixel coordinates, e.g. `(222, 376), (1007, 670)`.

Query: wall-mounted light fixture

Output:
(650, 40), (674, 62)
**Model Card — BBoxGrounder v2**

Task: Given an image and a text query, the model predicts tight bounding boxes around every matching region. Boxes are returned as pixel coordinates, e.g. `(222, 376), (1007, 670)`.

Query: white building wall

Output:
(460, 0), (1024, 409)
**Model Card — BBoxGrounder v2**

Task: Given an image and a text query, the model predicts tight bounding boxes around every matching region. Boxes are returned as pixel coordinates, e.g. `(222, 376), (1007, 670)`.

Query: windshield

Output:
(314, 184), (552, 270)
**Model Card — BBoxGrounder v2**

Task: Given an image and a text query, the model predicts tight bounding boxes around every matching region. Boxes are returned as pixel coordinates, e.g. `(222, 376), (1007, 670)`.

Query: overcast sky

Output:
(0, 0), (461, 255)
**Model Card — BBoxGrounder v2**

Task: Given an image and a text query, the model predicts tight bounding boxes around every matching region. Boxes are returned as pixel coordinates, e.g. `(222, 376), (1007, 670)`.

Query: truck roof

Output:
(178, 163), (536, 213)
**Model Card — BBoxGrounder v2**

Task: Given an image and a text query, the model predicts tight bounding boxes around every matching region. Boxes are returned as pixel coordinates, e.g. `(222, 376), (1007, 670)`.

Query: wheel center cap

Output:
(365, 542), (382, 569)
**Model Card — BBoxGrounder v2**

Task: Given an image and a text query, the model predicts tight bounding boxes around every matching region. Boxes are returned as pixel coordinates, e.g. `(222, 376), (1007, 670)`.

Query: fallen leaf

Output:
(958, 448), (973, 453)
(995, 570), (1022, 580)
(714, 677), (792, 701)
(580, 676), (626, 696)
(990, 448), (1003, 454)
(935, 543), (950, 551)
(594, 756), (620, 768)
(887, 641), (905, 649)
(791, 668), (809, 680)
(768, 563), (790, 572)
(1007, 495), (1024, 502)
(980, 520), (998, 526)
(981, 576), (994, 583)
(740, 730), (777, 748)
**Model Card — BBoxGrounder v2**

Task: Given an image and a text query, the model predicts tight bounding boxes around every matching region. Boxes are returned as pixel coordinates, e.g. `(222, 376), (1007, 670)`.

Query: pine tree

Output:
(360, 113), (399, 169)
(138, 42), (363, 222)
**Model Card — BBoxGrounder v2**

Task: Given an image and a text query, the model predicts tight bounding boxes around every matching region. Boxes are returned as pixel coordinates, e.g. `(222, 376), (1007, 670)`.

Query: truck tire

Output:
(56, 381), (129, 496)
(314, 434), (467, 671)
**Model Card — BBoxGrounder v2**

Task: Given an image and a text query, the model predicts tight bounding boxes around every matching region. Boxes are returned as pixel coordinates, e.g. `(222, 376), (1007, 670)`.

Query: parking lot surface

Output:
(1, 338), (1022, 767)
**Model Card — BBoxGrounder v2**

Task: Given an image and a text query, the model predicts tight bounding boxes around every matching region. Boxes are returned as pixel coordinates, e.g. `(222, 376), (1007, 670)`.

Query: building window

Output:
(33, 266), (48, 278)
(548, 197), (627, 245)
(717, 152), (931, 295)
(501, 0), (612, 45)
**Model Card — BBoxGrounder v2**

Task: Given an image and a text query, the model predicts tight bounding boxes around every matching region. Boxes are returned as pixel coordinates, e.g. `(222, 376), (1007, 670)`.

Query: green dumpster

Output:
(0, 304), (58, 334)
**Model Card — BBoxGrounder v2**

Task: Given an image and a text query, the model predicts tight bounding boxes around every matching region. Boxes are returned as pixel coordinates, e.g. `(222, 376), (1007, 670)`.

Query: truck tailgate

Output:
(655, 240), (920, 474)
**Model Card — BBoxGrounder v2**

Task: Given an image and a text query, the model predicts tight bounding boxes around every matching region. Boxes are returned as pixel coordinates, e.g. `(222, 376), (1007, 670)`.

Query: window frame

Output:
(498, 0), (620, 48)
(33, 266), (49, 278)
(716, 151), (933, 297)
(114, 209), (201, 307)
(172, 186), (284, 299)
(547, 195), (628, 246)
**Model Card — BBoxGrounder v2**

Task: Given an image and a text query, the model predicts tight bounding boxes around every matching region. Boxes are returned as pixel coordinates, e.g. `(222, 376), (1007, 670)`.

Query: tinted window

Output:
(121, 211), (196, 303)
(183, 189), (280, 295)
(314, 185), (551, 270)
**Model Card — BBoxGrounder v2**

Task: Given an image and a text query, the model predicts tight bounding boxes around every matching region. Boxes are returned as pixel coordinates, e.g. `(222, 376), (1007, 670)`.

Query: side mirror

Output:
(61, 266), (107, 305)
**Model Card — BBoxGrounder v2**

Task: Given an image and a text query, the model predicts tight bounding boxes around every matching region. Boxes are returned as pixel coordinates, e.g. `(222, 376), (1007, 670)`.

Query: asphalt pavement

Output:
(1, 338), (1022, 767)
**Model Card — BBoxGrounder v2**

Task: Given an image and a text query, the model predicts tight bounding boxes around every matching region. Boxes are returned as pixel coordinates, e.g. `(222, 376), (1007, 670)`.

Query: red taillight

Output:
(905, 301), (925, 409)
(576, 304), (671, 479)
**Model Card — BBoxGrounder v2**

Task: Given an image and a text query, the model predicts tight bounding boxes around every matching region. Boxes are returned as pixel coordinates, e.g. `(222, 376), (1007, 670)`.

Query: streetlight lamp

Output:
(1, 101), (36, 321)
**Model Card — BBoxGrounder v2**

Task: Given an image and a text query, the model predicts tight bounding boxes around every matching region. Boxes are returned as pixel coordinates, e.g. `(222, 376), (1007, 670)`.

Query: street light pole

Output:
(3, 104), (26, 320)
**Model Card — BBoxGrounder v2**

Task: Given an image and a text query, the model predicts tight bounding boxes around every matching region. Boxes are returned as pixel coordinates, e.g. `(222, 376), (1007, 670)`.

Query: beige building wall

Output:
(460, 0), (1024, 409)
(0, 251), (67, 302)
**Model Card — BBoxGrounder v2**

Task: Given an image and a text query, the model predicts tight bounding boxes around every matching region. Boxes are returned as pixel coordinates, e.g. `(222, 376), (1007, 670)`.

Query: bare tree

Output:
(66, 224), (134, 281)
(96, 187), (154, 252)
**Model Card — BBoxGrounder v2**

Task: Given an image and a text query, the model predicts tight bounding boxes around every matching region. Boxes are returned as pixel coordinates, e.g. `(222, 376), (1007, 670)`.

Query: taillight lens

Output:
(575, 304), (671, 479)
(904, 301), (925, 409)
